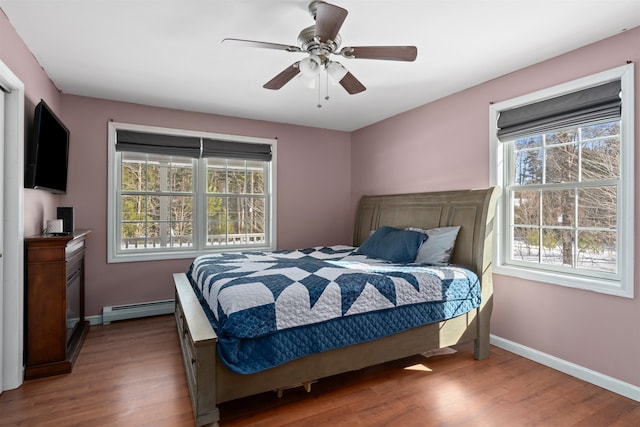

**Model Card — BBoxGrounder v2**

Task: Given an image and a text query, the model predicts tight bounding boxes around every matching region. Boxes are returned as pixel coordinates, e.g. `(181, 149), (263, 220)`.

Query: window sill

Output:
(493, 264), (633, 298)
(108, 244), (276, 263)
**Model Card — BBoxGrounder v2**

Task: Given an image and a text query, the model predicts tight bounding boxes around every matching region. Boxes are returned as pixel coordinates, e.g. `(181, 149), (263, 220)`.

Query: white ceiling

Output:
(2, 1), (639, 132)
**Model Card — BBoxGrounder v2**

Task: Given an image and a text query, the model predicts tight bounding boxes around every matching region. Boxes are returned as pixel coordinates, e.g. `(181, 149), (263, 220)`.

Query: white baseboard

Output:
(490, 334), (640, 402)
(87, 315), (104, 326)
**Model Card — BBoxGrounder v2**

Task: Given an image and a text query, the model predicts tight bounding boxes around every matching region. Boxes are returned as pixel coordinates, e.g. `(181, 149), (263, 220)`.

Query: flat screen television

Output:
(25, 100), (70, 194)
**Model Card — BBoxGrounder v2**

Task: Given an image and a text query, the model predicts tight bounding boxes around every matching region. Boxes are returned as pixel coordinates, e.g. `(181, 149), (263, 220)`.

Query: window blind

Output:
(116, 130), (201, 158)
(497, 80), (621, 141)
(202, 138), (272, 161)
(116, 130), (273, 161)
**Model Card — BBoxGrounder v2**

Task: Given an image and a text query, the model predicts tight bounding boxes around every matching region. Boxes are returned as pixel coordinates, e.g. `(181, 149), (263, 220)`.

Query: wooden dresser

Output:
(24, 229), (91, 380)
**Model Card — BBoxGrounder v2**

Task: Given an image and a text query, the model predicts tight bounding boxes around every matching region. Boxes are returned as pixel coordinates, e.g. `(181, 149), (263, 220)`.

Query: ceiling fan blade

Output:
(263, 62), (301, 90)
(222, 38), (302, 53)
(314, 2), (348, 42)
(340, 46), (418, 61)
(339, 72), (366, 94)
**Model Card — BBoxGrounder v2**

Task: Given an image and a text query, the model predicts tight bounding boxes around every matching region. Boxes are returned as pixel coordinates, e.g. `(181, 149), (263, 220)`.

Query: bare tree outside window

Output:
(120, 154), (194, 249)
(510, 121), (619, 273)
(120, 154), (268, 250)
(206, 159), (267, 246)
(109, 123), (276, 263)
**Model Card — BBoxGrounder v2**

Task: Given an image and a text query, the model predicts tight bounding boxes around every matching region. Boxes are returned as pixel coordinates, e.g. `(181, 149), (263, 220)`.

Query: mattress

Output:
(187, 245), (481, 374)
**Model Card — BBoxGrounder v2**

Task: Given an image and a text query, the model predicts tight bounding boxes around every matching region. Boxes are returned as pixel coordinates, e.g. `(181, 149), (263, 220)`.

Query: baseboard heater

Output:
(102, 299), (175, 324)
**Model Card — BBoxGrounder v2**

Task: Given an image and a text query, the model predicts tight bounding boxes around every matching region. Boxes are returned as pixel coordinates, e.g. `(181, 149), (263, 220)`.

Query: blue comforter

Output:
(188, 246), (480, 374)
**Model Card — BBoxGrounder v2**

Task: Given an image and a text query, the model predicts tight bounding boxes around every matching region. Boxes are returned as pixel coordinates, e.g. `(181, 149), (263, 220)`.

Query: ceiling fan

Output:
(222, 0), (417, 95)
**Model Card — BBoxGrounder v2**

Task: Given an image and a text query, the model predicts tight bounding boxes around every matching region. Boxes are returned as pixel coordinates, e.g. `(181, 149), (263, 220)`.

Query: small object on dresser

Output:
(57, 206), (74, 233)
(46, 218), (64, 234)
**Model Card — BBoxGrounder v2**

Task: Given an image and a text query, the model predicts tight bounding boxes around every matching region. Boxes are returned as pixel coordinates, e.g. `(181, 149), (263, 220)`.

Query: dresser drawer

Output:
(65, 237), (85, 259)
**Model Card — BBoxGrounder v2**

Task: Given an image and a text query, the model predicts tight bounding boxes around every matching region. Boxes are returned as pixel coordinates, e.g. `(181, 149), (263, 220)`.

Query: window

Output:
(108, 123), (276, 262)
(490, 64), (634, 297)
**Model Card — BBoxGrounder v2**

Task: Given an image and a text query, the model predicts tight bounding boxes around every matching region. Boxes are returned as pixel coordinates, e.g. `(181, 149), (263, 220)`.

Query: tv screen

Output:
(25, 100), (70, 194)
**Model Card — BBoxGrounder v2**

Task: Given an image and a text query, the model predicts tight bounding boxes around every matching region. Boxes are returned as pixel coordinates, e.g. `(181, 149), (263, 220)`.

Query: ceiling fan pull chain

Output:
(324, 67), (330, 101)
(222, 1), (417, 98)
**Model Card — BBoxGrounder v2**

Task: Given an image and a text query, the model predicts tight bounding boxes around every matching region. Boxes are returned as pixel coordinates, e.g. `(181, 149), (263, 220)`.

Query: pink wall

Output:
(59, 96), (352, 316)
(4, 5), (639, 390)
(4, 9), (351, 322)
(1, 10), (63, 236)
(351, 27), (640, 387)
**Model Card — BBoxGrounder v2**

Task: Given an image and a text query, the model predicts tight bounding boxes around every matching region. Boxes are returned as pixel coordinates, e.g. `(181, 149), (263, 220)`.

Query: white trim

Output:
(490, 335), (640, 402)
(107, 122), (277, 263)
(86, 314), (104, 326)
(489, 64), (634, 298)
(0, 60), (25, 392)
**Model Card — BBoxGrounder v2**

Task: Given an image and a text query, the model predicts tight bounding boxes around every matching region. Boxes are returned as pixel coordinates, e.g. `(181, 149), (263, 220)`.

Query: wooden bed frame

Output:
(173, 187), (500, 426)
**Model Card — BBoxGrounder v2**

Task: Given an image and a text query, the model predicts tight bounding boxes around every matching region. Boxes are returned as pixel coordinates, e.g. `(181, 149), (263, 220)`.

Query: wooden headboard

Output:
(353, 187), (500, 278)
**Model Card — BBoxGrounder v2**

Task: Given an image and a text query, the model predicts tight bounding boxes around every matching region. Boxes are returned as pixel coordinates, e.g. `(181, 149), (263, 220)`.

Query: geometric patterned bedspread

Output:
(187, 246), (481, 374)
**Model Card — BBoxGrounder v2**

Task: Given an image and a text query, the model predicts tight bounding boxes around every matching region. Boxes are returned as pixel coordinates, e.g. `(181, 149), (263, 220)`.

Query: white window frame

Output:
(490, 64), (634, 298)
(107, 122), (277, 263)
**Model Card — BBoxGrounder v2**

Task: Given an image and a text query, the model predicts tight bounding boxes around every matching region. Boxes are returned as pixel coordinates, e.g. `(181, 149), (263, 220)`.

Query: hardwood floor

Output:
(1, 315), (638, 426)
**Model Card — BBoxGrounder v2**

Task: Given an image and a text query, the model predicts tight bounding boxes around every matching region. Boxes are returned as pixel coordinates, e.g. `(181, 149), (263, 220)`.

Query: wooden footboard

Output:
(174, 187), (499, 426)
(174, 273), (219, 427)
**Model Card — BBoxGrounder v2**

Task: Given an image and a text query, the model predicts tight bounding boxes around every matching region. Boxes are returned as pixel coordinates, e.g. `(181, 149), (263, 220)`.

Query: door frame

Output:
(0, 59), (25, 392)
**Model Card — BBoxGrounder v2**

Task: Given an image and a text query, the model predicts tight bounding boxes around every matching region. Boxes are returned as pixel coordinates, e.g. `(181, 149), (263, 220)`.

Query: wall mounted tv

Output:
(25, 100), (70, 194)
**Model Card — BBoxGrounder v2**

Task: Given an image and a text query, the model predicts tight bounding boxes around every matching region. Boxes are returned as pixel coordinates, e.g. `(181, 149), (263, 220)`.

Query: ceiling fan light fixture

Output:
(297, 72), (319, 89)
(299, 55), (322, 77)
(223, 1), (416, 97)
(327, 61), (348, 84)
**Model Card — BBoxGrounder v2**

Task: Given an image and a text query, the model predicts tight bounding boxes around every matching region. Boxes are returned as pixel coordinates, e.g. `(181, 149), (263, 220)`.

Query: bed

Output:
(173, 187), (500, 426)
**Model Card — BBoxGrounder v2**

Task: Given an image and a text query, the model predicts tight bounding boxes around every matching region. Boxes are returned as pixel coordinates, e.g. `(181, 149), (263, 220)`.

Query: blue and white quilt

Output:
(187, 245), (481, 374)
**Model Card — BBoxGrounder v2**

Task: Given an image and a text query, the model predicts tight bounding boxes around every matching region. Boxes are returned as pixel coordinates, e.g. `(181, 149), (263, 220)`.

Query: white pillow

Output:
(408, 226), (461, 265)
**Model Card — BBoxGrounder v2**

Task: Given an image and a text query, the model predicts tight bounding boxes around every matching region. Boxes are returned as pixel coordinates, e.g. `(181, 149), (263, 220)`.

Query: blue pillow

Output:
(356, 226), (426, 263)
